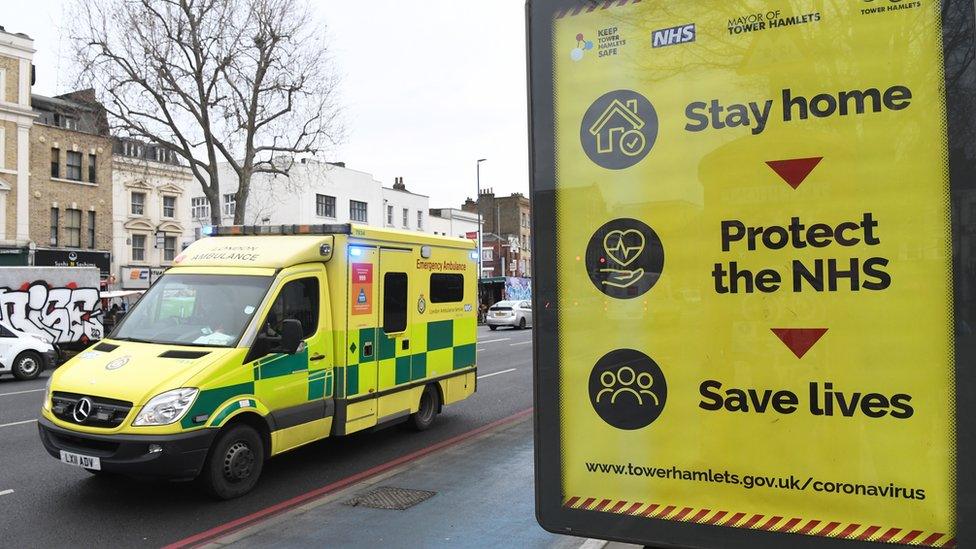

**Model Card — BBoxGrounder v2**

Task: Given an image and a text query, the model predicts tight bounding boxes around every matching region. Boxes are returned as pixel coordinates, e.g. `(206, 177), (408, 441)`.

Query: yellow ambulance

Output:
(37, 224), (478, 498)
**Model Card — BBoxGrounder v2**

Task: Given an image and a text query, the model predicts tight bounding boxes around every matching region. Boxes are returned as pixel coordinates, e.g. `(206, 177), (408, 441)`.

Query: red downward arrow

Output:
(766, 157), (823, 189)
(771, 328), (828, 359)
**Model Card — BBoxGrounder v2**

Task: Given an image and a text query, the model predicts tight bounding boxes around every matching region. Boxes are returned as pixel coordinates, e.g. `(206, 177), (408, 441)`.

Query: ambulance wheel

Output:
(489, 325), (497, 331)
(408, 385), (439, 431)
(198, 424), (265, 500)
(12, 351), (42, 380)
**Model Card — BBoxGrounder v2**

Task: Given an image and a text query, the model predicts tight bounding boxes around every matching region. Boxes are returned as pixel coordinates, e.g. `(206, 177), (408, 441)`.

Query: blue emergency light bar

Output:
(208, 224), (353, 236)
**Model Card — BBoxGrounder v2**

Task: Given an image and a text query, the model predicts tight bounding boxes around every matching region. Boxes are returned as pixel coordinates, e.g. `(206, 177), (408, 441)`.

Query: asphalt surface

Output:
(0, 325), (534, 548)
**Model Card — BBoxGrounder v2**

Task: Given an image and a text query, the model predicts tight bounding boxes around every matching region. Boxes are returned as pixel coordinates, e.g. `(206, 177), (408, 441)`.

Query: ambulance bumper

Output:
(38, 416), (216, 480)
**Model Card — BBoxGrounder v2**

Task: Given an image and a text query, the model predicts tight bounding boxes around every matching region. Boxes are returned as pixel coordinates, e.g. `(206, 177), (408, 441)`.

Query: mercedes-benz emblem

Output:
(73, 397), (93, 423)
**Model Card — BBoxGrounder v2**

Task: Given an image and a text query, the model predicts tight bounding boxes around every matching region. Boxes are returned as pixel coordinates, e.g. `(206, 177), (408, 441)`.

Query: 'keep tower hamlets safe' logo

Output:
(571, 33), (595, 61)
(580, 90), (658, 170)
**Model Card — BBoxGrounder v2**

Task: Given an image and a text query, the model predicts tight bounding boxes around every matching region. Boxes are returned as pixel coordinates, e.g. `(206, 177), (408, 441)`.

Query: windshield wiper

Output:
(113, 336), (157, 344)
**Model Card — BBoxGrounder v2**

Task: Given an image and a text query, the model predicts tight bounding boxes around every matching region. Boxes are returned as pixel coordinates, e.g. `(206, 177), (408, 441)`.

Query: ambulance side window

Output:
(430, 273), (464, 303)
(383, 272), (407, 334)
(264, 278), (319, 338)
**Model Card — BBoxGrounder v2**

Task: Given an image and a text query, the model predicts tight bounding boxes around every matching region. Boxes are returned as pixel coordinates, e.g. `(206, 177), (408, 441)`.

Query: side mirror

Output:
(276, 319), (304, 354)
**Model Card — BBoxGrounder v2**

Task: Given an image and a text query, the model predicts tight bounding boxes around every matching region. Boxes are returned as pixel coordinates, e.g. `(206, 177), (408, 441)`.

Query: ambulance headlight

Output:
(133, 388), (199, 426)
(43, 376), (53, 411)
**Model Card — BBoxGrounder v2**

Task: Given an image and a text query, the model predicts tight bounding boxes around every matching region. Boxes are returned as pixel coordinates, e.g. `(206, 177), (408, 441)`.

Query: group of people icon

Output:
(595, 365), (659, 407)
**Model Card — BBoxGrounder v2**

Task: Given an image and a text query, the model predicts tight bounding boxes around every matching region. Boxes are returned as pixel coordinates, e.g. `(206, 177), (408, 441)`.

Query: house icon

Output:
(588, 98), (646, 155)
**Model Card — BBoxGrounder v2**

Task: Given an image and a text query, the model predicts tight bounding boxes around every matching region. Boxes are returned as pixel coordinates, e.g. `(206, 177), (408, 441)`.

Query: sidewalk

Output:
(198, 414), (637, 549)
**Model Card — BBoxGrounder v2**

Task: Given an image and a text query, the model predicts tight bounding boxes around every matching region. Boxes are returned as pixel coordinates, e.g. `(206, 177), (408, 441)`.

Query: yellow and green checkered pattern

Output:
(339, 317), (476, 398)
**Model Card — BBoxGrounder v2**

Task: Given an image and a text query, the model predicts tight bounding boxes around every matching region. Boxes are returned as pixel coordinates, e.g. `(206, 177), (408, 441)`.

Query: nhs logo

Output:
(651, 24), (696, 48)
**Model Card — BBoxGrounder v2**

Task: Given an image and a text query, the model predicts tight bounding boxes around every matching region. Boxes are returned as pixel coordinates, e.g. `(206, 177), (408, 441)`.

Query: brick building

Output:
(28, 90), (113, 279)
(462, 190), (532, 277)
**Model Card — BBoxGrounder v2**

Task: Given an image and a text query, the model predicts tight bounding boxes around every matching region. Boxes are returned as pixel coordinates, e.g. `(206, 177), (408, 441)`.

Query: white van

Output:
(0, 320), (57, 380)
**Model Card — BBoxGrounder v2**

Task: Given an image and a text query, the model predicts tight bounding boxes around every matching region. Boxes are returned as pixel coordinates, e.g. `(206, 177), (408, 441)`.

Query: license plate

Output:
(60, 450), (101, 470)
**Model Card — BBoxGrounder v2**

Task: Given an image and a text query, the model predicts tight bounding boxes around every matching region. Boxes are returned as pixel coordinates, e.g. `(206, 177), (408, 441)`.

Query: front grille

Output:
(51, 392), (132, 428)
(49, 431), (120, 456)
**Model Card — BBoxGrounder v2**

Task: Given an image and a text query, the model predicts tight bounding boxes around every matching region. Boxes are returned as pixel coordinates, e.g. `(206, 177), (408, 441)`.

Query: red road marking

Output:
(163, 408), (533, 549)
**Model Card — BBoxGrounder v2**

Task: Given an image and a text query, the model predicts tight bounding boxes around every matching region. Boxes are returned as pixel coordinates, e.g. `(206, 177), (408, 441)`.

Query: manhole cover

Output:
(343, 486), (436, 510)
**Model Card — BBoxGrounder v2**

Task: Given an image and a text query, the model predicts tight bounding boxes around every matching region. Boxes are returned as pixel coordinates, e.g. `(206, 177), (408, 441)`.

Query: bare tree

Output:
(69, 0), (343, 225)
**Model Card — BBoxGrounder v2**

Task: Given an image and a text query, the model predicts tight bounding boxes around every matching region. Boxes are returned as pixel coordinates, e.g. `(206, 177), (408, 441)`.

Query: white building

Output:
(111, 138), (194, 289)
(382, 177), (429, 232)
(190, 160), (431, 235)
(428, 207), (481, 240)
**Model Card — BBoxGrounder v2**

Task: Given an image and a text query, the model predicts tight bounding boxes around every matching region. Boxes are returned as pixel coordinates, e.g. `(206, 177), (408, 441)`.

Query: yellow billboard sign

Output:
(529, 0), (976, 547)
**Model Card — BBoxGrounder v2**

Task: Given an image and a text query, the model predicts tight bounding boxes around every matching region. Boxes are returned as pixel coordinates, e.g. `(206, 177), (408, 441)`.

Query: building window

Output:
(387, 205), (394, 225)
(350, 200), (368, 223)
(402, 208), (409, 228)
(56, 115), (78, 130)
(131, 192), (146, 215)
(49, 208), (58, 246)
(223, 194), (236, 216)
(191, 197), (209, 220)
(163, 236), (177, 261)
(50, 148), (60, 178)
(65, 209), (82, 247)
(66, 151), (83, 181)
(522, 212), (529, 228)
(162, 196), (176, 218)
(132, 234), (146, 262)
(88, 154), (97, 183)
(482, 249), (493, 261)
(417, 211), (423, 230)
(315, 194), (336, 218)
(0, 126), (5, 169)
(87, 211), (96, 249)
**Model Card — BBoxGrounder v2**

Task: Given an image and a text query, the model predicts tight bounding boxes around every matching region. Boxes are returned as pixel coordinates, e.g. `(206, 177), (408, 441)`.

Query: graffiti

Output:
(504, 277), (533, 301)
(0, 281), (103, 344)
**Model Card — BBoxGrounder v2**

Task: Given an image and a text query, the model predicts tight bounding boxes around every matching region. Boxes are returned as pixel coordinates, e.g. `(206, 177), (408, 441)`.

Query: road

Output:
(0, 325), (533, 548)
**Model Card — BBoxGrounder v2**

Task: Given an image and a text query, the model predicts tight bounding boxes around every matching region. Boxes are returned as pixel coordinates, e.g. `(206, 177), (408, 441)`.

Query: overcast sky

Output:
(4, 0), (530, 209)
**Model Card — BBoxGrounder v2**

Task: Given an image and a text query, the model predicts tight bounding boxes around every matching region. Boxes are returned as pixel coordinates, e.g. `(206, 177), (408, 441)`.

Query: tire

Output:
(408, 385), (440, 431)
(488, 325), (497, 331)
(518, 317), (526, 330)
(12, 351), (43, 381)
(197, 424), (265, 500)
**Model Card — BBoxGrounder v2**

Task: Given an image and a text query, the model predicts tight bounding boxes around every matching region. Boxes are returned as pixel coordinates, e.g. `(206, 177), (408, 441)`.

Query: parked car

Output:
(487, 300), (532, 330)
(0, 321), (58, 380)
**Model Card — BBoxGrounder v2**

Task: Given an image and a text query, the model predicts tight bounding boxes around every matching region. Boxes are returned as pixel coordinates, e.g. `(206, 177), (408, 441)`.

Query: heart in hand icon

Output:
(603, 230), (646, 267)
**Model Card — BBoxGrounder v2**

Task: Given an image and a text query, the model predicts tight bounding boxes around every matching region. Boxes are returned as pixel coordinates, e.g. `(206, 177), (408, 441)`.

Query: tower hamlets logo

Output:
(580, 90), (658, 170)
(571, 33), (594, 61)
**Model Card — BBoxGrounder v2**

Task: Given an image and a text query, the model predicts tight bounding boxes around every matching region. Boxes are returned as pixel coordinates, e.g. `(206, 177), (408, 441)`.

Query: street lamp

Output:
(476, 158), (487, 315)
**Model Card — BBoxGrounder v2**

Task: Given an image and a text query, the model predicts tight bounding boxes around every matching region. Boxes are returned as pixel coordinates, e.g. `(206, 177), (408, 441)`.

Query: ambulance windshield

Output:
(112, 273), (273, 347)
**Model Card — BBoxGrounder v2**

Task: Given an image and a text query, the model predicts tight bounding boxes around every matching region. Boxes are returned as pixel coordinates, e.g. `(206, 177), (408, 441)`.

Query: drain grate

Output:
(343, 486), (437, 510)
